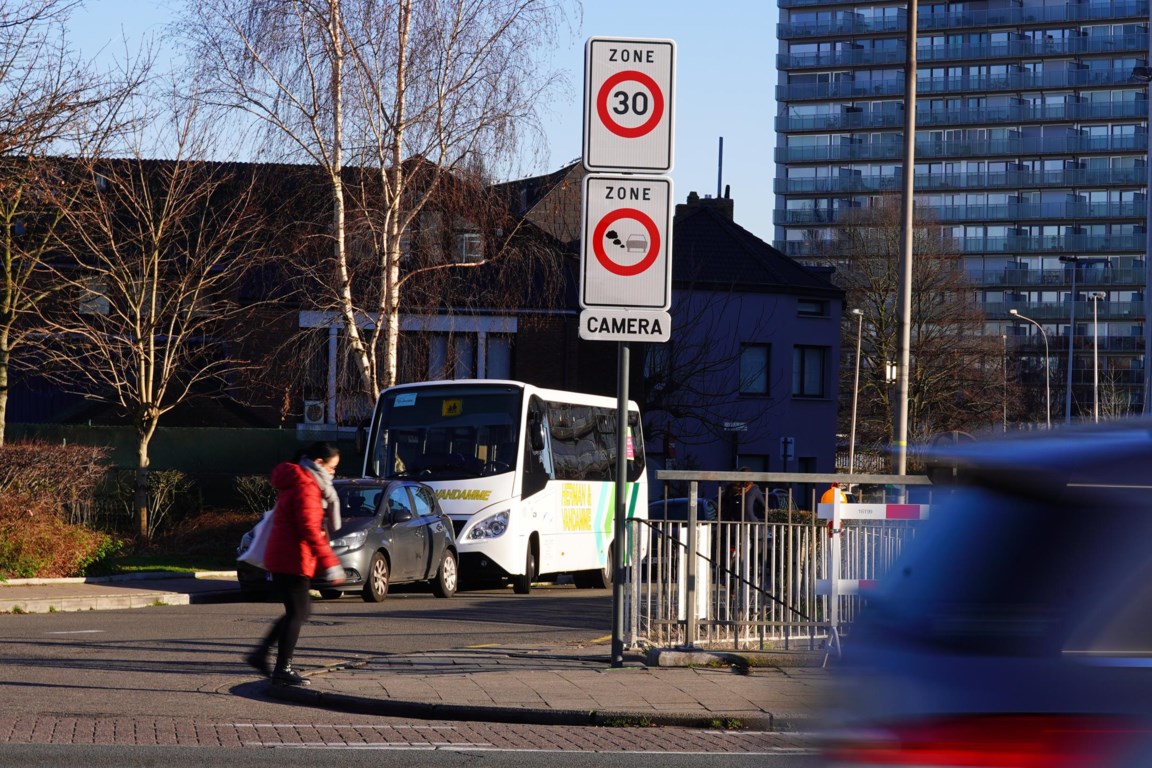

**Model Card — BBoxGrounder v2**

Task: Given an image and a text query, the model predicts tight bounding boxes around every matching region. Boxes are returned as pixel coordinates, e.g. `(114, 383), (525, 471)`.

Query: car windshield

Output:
(370, 384), (522, 481)
(337, 486), (384, 518)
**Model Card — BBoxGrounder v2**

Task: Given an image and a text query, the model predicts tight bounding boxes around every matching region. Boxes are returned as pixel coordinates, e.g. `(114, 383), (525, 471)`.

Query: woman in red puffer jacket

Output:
(244, 442), (344, 686)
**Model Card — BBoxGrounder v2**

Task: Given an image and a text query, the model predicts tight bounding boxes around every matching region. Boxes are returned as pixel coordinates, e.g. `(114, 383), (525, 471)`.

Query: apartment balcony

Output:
(989, 265), (1145, 287)
(915, 100), (1148, 130)
(775, 168), (1148, 195)
(779, 34), (1148, 71)
(917, 34), (1148, 64)
(776, 134), (1148, 163)
(915, 134), (1148, 160)
(918, 68), (1143, 96)
(776, 143), (903, 163)
(778, 16), (904, 39)
(775, 201), (1148, 226)
(777, 1), (1148, 38)
(779, 68), (1143, 102)
(776, 100), (1148, 134)
(958, 236), (1146, 257)
(996, 301), (1145, 323)
(1006, 335), (1147, 358)
(920, 1), (1149, 31)
(777, 79), (905, 101)
(927, 201), (1147, 223)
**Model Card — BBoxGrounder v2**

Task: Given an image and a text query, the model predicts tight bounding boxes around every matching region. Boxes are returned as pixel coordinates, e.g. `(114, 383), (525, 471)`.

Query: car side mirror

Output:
(391, 507), (414, 524)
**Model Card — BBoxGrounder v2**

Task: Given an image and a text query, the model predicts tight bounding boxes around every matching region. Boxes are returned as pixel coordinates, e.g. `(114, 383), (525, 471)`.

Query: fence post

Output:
(684, 481), (699, 648)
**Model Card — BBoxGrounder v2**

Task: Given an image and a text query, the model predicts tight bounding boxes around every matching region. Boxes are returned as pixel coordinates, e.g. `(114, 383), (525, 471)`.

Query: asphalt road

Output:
(0, 584), (823, 762)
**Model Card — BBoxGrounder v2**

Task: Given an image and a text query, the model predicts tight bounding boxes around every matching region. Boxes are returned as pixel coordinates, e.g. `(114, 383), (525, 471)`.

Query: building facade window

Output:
(792, 346), (827, 398)
(740, 344), (770, 395)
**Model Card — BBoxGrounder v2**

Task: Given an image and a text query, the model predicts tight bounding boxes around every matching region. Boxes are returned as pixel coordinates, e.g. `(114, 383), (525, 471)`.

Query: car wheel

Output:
(574, 544), (613, 589)
(318, 589), (343, 600)
(512, 546), (535, 595)
(432, 550), (458, 598)
(361, 552), (390, 602)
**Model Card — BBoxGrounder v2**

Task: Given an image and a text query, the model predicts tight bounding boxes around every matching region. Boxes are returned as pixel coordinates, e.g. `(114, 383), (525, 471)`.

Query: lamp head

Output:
(851, 308), (862, 316)
(1009, 309), (1020, 316)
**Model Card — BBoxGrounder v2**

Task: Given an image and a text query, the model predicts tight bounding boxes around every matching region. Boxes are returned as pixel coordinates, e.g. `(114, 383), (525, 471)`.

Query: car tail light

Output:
(824, 714), (1151, 767)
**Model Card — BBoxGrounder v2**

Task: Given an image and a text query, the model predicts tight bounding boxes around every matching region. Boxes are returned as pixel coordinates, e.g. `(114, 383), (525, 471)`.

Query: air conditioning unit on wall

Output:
(303, 400), (325, 425)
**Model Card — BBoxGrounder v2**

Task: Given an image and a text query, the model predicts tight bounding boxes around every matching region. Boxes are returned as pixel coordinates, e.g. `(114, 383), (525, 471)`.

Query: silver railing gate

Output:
(624, 471), (932, 650)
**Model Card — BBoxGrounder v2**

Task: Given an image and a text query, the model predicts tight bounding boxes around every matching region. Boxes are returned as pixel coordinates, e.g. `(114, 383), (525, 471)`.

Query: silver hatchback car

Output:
(237, 478), (458, 601)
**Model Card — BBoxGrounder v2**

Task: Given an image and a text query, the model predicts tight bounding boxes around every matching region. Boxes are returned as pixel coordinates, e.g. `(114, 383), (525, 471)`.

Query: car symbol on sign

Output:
(625, 234), (648, 253)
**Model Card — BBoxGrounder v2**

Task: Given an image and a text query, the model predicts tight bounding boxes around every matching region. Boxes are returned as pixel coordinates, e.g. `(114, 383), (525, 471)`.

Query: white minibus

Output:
(361, 380), (646, 593)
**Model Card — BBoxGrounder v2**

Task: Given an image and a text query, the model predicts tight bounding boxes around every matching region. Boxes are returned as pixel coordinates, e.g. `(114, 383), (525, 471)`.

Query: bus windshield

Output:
(369, 383), (523, 481)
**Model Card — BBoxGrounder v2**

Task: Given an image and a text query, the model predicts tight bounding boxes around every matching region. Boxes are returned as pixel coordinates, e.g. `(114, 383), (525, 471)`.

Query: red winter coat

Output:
(264, 462), (340, 579)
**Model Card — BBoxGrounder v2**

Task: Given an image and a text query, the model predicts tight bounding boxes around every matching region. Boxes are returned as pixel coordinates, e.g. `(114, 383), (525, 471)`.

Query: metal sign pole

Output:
(612, 340), (630, 668)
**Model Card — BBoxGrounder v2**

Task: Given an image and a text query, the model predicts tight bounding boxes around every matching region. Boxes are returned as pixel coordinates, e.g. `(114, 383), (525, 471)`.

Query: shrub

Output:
(0, 440), (111, 526)
(104, 468), (199, 541)
(235, 474), (275, 515)
(0, 488), (123, 579)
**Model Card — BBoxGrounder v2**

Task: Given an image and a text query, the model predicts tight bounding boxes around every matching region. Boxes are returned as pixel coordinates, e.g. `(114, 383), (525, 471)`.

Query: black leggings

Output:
(262, 573), (312, 669)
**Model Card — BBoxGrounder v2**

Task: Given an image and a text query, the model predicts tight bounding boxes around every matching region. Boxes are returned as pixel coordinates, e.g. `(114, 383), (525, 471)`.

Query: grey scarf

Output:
(300, 458), (342, 532)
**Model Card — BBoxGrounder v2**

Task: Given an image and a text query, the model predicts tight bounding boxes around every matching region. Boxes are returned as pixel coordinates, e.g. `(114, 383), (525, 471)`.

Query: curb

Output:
(263, 683), (781, 730)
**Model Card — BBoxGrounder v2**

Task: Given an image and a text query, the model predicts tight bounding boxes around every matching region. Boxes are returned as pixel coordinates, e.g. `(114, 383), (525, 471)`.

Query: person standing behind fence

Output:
(722, 469), (765, 522)
(245, 441), (345, 686)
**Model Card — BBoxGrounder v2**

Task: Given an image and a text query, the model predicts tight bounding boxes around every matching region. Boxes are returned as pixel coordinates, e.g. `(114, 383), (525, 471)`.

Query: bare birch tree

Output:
(0, 0), (147, 445)
(185, 0), (576, 412)
(34, 96), (275, 538)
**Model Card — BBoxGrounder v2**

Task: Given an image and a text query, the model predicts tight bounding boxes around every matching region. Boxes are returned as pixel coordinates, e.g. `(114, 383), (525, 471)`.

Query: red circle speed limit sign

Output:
(596, 70), (665, 139)
(583, 37), (675, 173)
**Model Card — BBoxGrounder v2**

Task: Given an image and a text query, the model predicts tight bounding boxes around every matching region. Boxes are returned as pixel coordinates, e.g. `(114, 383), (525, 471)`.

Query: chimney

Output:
(675, 189), (734, 220)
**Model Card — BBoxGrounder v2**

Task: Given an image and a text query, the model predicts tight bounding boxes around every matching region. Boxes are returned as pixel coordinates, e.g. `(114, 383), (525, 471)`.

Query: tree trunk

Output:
(135, 419), (157, 541)
(0, 329), (9, 448)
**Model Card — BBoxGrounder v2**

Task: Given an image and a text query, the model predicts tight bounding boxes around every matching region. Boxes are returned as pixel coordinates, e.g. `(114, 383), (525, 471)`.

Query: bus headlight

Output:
(331, 530), (367, 550)
(467, 510), (509, 540)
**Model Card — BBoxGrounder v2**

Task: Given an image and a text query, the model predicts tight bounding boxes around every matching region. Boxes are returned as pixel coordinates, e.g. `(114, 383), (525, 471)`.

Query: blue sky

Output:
(68, 0), (778, 243)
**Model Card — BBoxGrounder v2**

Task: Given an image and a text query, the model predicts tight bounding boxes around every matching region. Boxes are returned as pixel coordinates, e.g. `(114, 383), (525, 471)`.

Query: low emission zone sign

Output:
(583, 37), (675, 173)
(580, 174), (672, 312)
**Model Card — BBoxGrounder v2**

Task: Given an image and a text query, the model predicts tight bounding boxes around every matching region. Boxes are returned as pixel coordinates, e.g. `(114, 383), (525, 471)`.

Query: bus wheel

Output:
(512, 547), (536, 595)
(362, 552), (390, 602)
(574, 544), (613, 589)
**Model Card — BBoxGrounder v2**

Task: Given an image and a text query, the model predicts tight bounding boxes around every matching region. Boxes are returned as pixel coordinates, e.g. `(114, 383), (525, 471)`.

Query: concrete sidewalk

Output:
(269, 643), (832, 731)
(0, 572), (834, 731)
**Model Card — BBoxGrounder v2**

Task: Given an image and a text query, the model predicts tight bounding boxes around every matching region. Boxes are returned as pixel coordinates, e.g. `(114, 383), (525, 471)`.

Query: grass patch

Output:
(709, 718), (744, 730)
(602, 716), (655, 727)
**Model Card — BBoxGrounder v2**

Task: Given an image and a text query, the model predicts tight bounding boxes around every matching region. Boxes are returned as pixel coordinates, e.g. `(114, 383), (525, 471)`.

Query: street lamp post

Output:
(848, 309), (863, 477)
(1059, 255), (1080, 423)
(1091, 292), (1106, 422)
(1009, 309), (1052, 429)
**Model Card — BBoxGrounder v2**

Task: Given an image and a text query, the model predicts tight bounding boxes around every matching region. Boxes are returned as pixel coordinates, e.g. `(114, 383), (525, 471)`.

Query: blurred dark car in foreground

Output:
(823, 421), (1152, 766)
(237, 478), (457, 601)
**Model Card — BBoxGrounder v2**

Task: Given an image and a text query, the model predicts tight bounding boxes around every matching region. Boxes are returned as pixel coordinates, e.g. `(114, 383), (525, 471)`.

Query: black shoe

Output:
(272, 667), (311, 686)
(245, 650), (272, 677)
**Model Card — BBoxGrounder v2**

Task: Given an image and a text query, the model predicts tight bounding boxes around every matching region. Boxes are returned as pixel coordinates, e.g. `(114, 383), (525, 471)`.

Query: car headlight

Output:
(331, 530), (367, 549)
(237, 531), (254, 556)
(467, 510), (509, 540)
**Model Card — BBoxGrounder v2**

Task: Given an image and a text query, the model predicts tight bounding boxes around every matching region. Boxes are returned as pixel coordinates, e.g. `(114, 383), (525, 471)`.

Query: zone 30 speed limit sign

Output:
(583, 37), (675, 173)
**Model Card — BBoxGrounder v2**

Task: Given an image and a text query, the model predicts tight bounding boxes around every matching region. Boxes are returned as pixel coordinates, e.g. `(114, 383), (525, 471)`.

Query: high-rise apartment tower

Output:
(775, 0), (1151, 419)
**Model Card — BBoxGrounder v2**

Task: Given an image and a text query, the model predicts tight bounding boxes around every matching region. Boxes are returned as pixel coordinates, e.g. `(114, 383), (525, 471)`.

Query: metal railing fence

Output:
(624, 472), (932, 650)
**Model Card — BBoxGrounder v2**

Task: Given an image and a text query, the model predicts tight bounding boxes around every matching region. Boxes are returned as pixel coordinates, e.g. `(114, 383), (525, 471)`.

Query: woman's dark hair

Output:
(299, 441), (340, 462)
